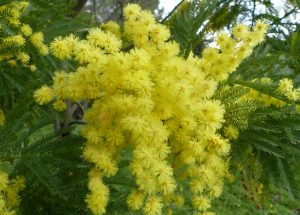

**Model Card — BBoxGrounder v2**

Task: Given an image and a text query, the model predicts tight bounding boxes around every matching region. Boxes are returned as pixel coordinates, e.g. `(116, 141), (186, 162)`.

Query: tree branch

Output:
(161, 0), (185, 23)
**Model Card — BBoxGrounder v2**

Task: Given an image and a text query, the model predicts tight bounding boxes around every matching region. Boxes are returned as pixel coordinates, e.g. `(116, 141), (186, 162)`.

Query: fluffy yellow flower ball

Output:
(34, 85), (54, 105)
(224, 124), (239, 140)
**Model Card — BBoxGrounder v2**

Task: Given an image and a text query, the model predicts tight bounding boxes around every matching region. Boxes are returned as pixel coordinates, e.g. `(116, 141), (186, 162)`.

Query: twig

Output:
(161, 0), (185, 23)
(270, 8), (298, 26)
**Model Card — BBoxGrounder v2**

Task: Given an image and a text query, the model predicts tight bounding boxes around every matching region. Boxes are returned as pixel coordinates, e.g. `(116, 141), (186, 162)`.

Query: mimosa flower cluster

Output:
(35, 4), (267, 215)
(0, 171), (26, 215)
(0, 0), (49, 126)
(278, 78), (299, 101)
(0, 1), (48, 66)
(244, 77), (299, 108)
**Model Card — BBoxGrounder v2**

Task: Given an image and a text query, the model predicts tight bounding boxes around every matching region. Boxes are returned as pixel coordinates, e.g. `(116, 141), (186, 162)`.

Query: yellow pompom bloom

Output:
(149, 24), (170, 43)
(87, 28), (122, 53)
(237, 43), (252, 59)
(5, 35), (25, 46)
(254, 20), (268, 34)
(86, 176), (109, 215)
(190, 178), (206, 194)
(192, 196), (211, 211)
(38, 44), (49, 55)
(216, 32), (230, 47)
(197, 100), (225, 132)
(85, 192), (107, 215)
(0, 173), (23, 215)
(276, 78), (299, 100)
(30, 32), (44, 46)
(11, 176), (26, 192)
(7, 60), (17, 67)
(53, 100), (67, 111)
(157, 173), (177, 195)
(209, 182), (223, 198)
(101, 21), (121, 37)
(20, 24), (32, 36)
(50, 36), (73, 60)
(34, 85), (54, 105)
(123, 4), (141, 20)
(278, 78), (294, 93)
(73, 41), (95, 64)
(29, 64), (37, 72)
(286, 90), (299, 101)
(127, 190), (145, 210)
(261, 77), (272, 84)
(143, 196), (163, 215)
(30, 32), (49, 55)
(174, 194), (185, 207)
(232, 24), (249, 40)
(202, 47), (218, 62)
(224, 124), (239, 140)
(17, 52), (30, 64)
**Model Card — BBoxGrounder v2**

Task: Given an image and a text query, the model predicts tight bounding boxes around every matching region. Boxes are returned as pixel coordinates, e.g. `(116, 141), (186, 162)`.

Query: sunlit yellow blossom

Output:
(30, 32), (49, 55)
(11, 176), (26, 192)
(224, 124), (239, 140)
(254, 20), (268, 34)
(7, 60), (17, 67)
(216, 32), (230, 47)
(286, 90), (299, 101)
(123, 4), (141, 20)
(143, 196), (163, 215)
(29, 64), (37, 72)
(198, 100), (225, 132)
(127, 190), (145, 210)
(5, 35), (25, 46)
(30, 32), (44, 46)
(87, 28), (122, 53)
(50, 36), (73, 59)
(192, 196), (211, 211)
(174, 194), (184, 207)
(20, 24), (32, 36)
(53, 100), (67, 111)
(232, 24), (249, 40)
(86, 177), (109, 215)
(278, 78), (294, 93)
(34, 85), (54, 105)
(101, 21), (121, 37)
(17, 52), (30, 64)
